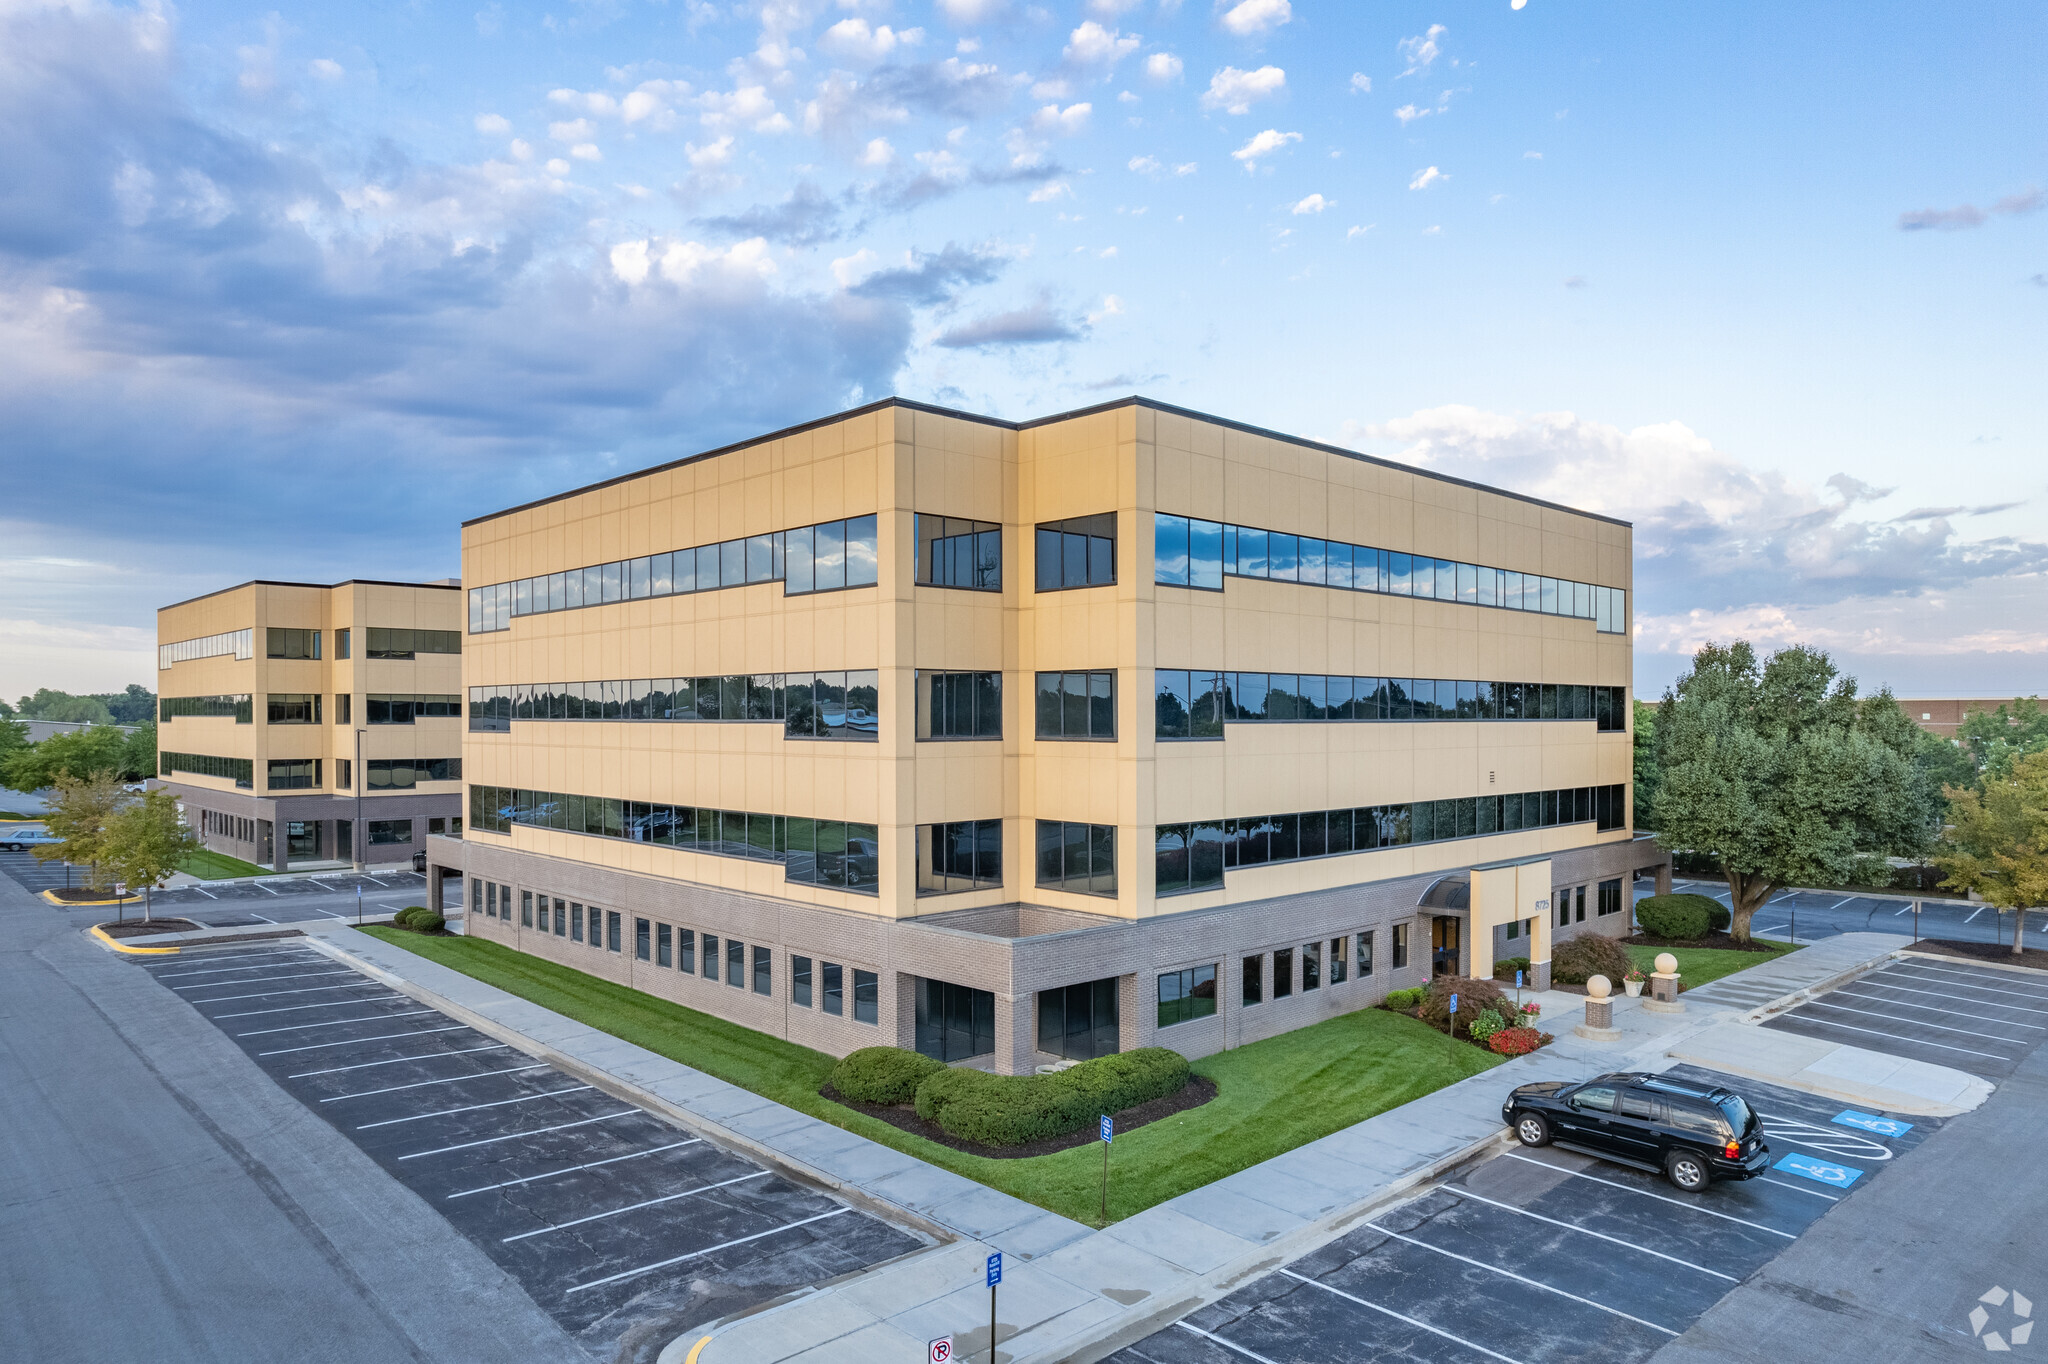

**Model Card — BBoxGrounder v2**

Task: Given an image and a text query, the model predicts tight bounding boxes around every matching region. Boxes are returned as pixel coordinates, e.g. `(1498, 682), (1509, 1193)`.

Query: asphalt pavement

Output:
(1648, 879), (2044, 952)
(0, 849), (441, 927)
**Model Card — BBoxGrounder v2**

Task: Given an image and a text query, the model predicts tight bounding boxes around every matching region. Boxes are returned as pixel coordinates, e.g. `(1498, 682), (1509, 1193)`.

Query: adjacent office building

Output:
(155, 580), (467, 871)
(437, 398), (1668, 1074)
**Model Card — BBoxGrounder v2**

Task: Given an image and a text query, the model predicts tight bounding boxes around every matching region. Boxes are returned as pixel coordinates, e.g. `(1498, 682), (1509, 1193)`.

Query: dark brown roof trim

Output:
(462, 396), (1632, 530)
(158, 578), (462, 613)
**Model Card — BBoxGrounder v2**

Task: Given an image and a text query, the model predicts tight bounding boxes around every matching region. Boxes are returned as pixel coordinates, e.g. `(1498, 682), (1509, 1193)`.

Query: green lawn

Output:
(0, 811), (41, 821)
(1626, 940), (1800, 988)
(355, 927), (1501, 1225)
(178, 849), (278, 879)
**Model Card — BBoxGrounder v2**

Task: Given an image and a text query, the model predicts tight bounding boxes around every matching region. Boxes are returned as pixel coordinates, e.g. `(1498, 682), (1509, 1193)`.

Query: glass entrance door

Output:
(1036, 978), (1120, 1060)
(1431, 916), (1462, 977)
(286, 821), (320, 860)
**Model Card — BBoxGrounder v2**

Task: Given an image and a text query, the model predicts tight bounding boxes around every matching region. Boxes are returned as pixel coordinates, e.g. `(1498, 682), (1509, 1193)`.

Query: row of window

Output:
(465, 673), (879, 740)
(367, 694), (462, 725)
(1037, 820), (1117, 897)
(469, 514), (881, 633)
(366, 758), (461, 788)
(466, 785), (881, 894)
(1240, 928), (1400, 1007)
(159, 629), (254, 671)
(365, 627), (459, 658)
(916, 671), (1003, 740)
(1546, 878), (1626, 930)
(1152, 513), (1629, 634)
(268, 759), (321, 790)
(1036, 514), (1118, 590)
(267, 693), (322, 725)
(161, 694), (253, 723)
(1154, 674), (1631, 737)
(1154, 784), (1630, 895)
(915, 515), (1002, 591)
(161, 752), (253, 788)
(200, 810), (256, 843)
(266, 628), (322, 660)
(478, 883), (885, 1023)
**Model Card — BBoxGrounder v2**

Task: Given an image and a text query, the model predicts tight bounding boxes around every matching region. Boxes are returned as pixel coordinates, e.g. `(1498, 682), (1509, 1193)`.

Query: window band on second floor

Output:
(1154, 672), (1630, 737)
(914, 515), (1001, 591)
(160, 694), (252, 724)
(368, 693), (462, 725)
(467, 672), (879, 740)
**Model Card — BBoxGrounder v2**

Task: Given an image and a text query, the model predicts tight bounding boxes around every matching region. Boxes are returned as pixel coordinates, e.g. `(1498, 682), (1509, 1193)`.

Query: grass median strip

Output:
(355, 925), (1505, 1225)
(177, 849), (282, 879)
(1625, 941), (1800, 988)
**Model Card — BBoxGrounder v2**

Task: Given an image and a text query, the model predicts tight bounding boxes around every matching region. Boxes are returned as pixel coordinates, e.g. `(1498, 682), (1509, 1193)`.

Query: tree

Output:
(122, 720), (158, 782)
(104, 788), (198, 921)
(99, 684), (157, 725)
(1956, 696), (2048, 782)
(14, 688), (116, 724)
(1932, 750), (2048, 956)
(34, 770), (129, 892)
(1653, 641), (1937, 943)
(2, 725), (131, 793)
(1632, 699), (1662, 831)
(0, 717), (28, 773)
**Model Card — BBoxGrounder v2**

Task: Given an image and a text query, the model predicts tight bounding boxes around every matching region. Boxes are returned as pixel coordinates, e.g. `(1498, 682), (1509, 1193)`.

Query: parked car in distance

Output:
(1502, 1070), (1769, 1192)
(0, 827), (61, 852)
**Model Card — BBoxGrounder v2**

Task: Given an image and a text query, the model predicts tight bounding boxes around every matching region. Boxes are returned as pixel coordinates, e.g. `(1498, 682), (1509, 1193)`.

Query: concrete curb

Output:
(88, 925), (180, 956)
(1897, 949), (2048, 980)
(304, 932), (959, 1250)
(1737, 950), (1906, 1024)
(41, 889), (132, 907)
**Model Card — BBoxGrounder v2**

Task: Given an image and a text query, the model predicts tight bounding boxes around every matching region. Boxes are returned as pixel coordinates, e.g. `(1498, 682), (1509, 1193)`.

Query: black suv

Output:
(1501, 1072), (1769, 1192)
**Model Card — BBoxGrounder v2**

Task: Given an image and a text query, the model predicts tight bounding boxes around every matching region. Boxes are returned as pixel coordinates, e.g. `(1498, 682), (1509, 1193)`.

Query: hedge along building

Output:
(437, 397), (1668, 1076)
(154, 580), (467, 871)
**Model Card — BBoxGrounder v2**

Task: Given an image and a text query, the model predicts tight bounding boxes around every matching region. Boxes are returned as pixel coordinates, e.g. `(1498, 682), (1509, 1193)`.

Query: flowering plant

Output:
(1519, 1001), (1541, 1018)
(1623, 967), (1646, 983)
(1488, 1026), (1543, 1057)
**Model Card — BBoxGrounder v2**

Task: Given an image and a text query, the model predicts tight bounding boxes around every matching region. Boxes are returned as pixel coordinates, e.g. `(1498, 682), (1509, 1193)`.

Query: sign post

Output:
(985, 1252), (1002, 1363)
(357, 884), (363, 926)
(1514, 969), (1523, 1008)
(1448, 992), (1458, 1038)
(927, 1335), (953, 1363)
(1099, 1114), (1113, 1223)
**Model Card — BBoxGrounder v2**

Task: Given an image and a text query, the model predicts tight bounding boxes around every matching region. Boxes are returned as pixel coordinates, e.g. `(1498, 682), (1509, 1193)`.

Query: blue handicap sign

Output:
(1449, 993), (1459, 1013)
(1774, 1153), (1863, 1188)
(1100, 1114), (1114, 1143)
(1515, 971), (1524, 990)
(986, 1252), (1002, 1288)
(1832, 1110), (1913, 1139)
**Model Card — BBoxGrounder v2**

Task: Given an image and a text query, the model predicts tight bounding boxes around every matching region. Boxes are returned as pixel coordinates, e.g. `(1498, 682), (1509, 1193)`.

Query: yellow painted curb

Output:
(90, 925), (180, 955)
(684, 1335), (715, 1364)
(42, 889), (132, 907)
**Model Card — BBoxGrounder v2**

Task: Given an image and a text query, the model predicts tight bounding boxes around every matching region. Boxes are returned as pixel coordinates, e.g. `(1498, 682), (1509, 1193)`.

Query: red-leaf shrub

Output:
(1489, 1026), (1543, 1057)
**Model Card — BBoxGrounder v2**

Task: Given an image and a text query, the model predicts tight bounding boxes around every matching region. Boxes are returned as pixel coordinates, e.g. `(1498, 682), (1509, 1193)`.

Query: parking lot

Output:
(1658, 877), (2048, 950)
(134, 942), (924, 1355)
(0, 849), (441, 928)
(1763, 956), (2048, 1081)
(1106, 1067), (1935, 1364)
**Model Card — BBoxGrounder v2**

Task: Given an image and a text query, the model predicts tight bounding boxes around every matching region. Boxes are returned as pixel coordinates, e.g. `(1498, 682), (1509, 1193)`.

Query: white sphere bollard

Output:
(1577, 974), (1620, 1041)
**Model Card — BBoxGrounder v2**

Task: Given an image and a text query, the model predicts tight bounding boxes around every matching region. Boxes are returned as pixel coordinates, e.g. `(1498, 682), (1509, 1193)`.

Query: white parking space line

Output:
(1759, 1176), (1839, 1202)
(1449, 1190), (1739, 1281)
(173, 969), (356, 990)
(1828, 897), (1856, 911)
(357, 1085), (594, 1130)
(191, 982), (383, 1005)
(1965, 908), (1983, 923)
(1499, 1153), (1797, 1239)
(258, 1025), (469, 1057)
(1846, 982), (2048, 1021)
(1756, 925), (1791, 937)
(446, 1139), (702, 1198)
(1895, 905), (1913, 915)
(1173, 1322), (1282, 1364)
(1802, 999), (2031, 1044)
(212, 994), (405, 1019)
(398, 1110), (639, 1161)
(567, 1208), (852, 1295)
(290, 1043), (511, 1079)
(192, 886), (218, 898)
(322, 1064), (554, 1103)
(503, 1171), (773, 1242)
(1278, 1270), (1528, 1364)
(239, 1009), (439, 1037)
(155, 956), (326, 980)
(1775, 1014), (2010, 1059)
(1894, 963), (2048, 999)
(1367, 1222), (1679, 1335)
(255, 882), (282, 895)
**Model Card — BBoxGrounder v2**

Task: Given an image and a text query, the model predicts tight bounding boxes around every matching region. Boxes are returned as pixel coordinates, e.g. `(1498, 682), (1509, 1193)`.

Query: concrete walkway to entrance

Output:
(196, 924), (1969, 1364)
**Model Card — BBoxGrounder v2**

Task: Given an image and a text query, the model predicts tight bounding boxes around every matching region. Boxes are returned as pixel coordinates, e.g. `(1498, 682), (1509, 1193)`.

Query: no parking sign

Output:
(928, 1335), (953, 1363)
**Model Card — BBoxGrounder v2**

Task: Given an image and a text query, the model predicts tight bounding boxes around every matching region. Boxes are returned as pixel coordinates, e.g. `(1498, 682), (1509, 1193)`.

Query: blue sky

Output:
(2, 0), (2042, 702)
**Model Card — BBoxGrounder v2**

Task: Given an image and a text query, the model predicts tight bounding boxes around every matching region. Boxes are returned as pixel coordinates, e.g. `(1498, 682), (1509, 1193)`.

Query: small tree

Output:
(34, 770), (129, 893)
(122, 720), (158, 782)
(1632, 699), (1662, 831)
(104, 789), (199, 921)
(2, 725), (130, 793)
(1956, 696), (2048, 782)
(1653, 642), (1936, 943)
(1932, 750), (2048, 956)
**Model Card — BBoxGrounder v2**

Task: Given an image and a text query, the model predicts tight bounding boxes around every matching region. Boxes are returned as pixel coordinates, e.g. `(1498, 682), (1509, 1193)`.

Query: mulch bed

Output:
(820, 1074), (1219, 1160)
(97, 917), (205, 938)
(1907, 938), (2048, 974)
(47, 886), (134, 904)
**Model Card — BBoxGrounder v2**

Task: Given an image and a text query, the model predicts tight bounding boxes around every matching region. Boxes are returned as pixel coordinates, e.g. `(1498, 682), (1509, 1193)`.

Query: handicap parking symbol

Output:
(1832, 1109), (1912, 1139)
(1774, 1153), (1863, 1188)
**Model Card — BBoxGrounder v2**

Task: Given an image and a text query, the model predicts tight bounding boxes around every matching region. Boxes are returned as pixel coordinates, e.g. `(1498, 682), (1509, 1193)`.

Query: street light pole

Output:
(353, 727), (365, 872)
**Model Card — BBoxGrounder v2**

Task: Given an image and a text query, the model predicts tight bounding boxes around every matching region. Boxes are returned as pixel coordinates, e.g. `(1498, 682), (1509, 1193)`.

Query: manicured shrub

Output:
(1634, 893), (1718, 941)
(409, 911), (446, 933)
(1467, 1010), (1506, 1042)
(1383, 986), (1427, 1011)
(394, 906), (429, 927)
(1489, 1026), (1543, 1057)
(1552, 932), (1634, 985)
(830, 1046), (946, 1105)
(1708, 902), (1731, 933)
(911, 1047), (1190, 1148)
(1417, 976), (1513, 1039)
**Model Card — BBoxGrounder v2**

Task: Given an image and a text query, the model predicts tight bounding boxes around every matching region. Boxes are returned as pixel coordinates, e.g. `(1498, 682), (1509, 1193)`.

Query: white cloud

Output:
(549, 118), (596, 143)
(1088, 0), (1144, 15)
(1088, 293), (1124, 322)
(1065, 21), (1141, 66)
(1098, 246), (1118, 258)
(475, 113), (512, 135)
(509, 139), (534, 161)
(1033, 102), (1093, 135)
(545, 158), (572, 176)
(1218, 0), (1292, 39)
(1409, 164), (1445, 190)
(1231, 128), (1300, 169)
(570, 143), (602, 161)
(1291, 192), (1329, 214)
(830, 247), (878, 287)
(1201, 64), (1285, 114)
(1349, 73), (1372, 94)
(1398, 24), (1445, 76)
(610, 237), (776, 287)
(1145, 52), (1184, 82)
(820, 19), (923, 65)
(309, 58), (344, 81)
(936, 0), (1004, 20)
(1346, 223), (1374, 239)
(687, 136), (736, 168)
(1422, 224), (1441, 234)
(1524, 150), (1543, 160)
(1129, 155), (1160, 175)
(857, 137), (896, 168)
(1118, 89), (1139, 104)
(1028, 180), (1074, 202)
(1175, 161), (1198, 175)
(699, 86), (790, 134)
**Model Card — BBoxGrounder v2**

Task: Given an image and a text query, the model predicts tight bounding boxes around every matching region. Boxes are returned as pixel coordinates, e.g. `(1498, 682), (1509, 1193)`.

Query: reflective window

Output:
(266, 758), (320, 790)
(915, 978), (995, 1061)
(161, 752), (253, 787)
(916, 671), (1001, 739)
(916, 819), (1003, 894)
(368, 694), (462, 725)
(853, 969), (879, 1025)
(367, 819), (412, 845)
(366, 758), (461, 787)
(1035, 820), (1116, 897)
(265, 627), (321, 660)
(1036, 671), (1115, 740)
(1156, 964), (1218, 1028)
(1035, 513), (1116, 590)
(916, 515), (1002, 590)
(1037, 978), (1119, 1059)
(1154, 670), (1225, 739)
(160, 694), (253, 724)
(265, 693), (322, 725)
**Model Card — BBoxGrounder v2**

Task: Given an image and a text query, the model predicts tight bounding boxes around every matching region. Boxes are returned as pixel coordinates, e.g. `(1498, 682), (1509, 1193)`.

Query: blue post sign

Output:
(1449, 993), (1459, 1013)
(1101, 1114), (1114, 1144)
(1515, 970), (1524, 989)
(986, 1252), (1002, 1288)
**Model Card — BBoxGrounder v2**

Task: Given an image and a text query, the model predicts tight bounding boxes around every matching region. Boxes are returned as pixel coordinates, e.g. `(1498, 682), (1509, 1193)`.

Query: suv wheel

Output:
(1665, 1150), (1709, 1192)
(1514, 1112), (1552, 1148)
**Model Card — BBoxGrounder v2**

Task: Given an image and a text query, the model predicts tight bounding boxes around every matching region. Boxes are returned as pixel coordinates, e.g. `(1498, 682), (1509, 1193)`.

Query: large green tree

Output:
(13, 688), (115, 724)
(1653, 641), (1937, 943)
(1955, 696), (2048, 782)
(99, 685), (157, 725)
(2, 725), (134, 792)
(104, 788), (198, 921)
(35, 771), (129, 892)
(1932, 750), (2048, 956)
(1632, 699), (1662, 831)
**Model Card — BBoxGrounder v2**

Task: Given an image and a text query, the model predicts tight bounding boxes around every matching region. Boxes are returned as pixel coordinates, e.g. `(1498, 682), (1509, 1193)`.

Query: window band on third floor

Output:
(160, 694), (253, 723)
(1154, 672), (1630, 738)
(1152, 512), (1628, 634)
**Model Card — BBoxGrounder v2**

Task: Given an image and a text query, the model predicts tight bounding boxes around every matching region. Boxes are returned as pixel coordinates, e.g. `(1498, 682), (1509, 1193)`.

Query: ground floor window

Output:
(1038, 977), (1118, 1059)
(853, 969), (879, 1024)
(635, 918), (651, 960)
(1330, 936), (1348, 984)
(1242, 954), (1262, 1006)
(368, 819), (412, 845)
(1156, 965), (1217, 1029)
(753, 946), (773, 996)
(792, 955), (812, 1006)
(915, 977), (995, 1062)
(1356, 930), (1374, 976)
(1599, 878), (1623, 915)
(822, 962), (843, 1015)
(1392, 923), (1409, 970)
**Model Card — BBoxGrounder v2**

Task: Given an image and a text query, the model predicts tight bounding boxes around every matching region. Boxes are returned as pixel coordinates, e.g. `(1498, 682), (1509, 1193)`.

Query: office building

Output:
(435, 398), (1667, 1074)
(155, 579), (466, 870)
